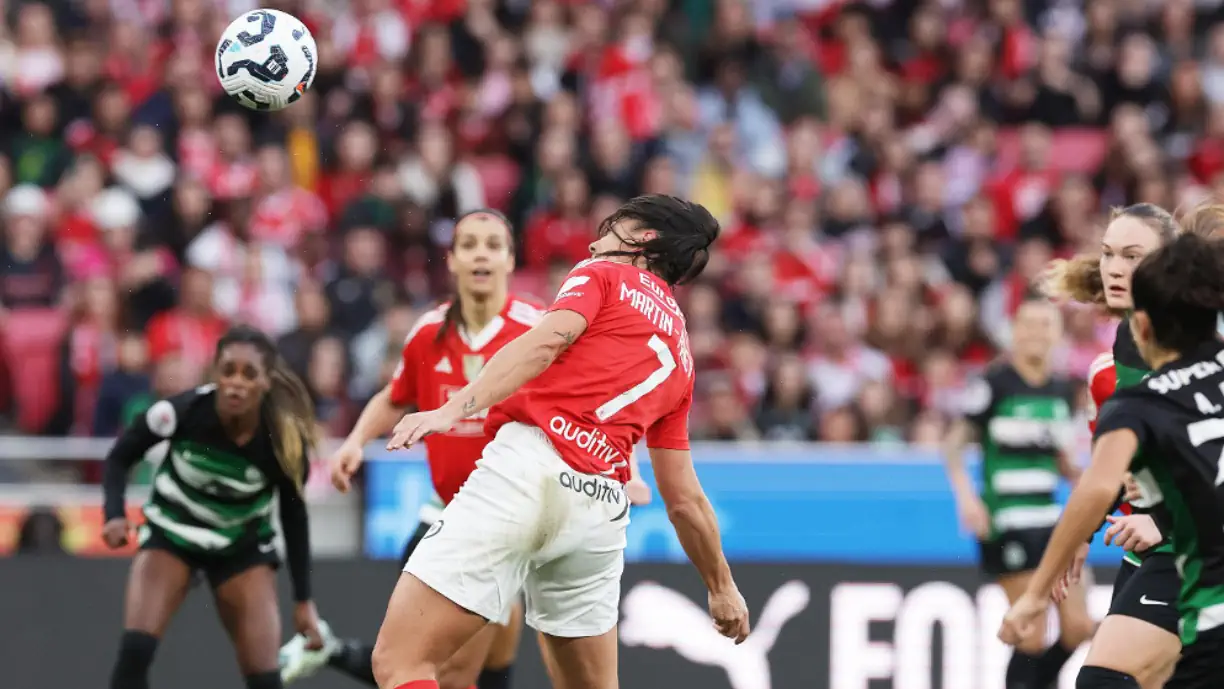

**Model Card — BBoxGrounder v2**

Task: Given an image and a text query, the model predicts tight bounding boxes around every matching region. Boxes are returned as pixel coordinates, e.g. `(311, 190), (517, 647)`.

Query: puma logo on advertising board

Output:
(620, 580), (811, 689)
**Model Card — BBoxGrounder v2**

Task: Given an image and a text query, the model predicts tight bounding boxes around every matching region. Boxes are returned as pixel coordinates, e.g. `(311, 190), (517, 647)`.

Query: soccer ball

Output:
(215, 9), (317, 111)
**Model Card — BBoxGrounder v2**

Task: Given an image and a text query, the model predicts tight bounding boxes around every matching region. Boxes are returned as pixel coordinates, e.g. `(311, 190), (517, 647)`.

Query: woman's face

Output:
(1100, 216), (1164, 310)
(1012, 301), (1062, 361)
(214, 342), (271, 417)
(448, 214), (514, 299)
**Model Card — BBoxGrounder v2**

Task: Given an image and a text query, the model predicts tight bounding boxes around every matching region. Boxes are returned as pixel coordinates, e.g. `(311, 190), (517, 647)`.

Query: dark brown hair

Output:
(215, 326), (319, 494)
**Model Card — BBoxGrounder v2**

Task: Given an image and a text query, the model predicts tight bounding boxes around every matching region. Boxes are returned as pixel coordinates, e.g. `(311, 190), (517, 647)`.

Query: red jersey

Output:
(389, 295), (545, 503)
(1087, 351), (1133, 514)
(486, 260), (696, 483)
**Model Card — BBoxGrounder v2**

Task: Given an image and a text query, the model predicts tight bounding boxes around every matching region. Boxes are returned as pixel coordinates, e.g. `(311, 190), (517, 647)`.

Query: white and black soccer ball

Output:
(215, 9), (317, 111)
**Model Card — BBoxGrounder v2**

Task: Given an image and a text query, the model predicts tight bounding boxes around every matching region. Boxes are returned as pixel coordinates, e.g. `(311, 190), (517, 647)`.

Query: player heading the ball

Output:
(369, 195), (748, 689)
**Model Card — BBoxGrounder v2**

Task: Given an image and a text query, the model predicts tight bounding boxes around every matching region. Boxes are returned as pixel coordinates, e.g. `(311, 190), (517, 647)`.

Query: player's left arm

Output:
(1024, 397), (1142, 599)
(276, 452), (313, 603)
(440, 309), (589, 421)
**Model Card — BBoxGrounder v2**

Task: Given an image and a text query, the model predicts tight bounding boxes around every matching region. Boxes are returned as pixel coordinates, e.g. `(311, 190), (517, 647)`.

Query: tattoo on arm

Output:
(461, 398), (477, 416)
(553, 330), (577, 347)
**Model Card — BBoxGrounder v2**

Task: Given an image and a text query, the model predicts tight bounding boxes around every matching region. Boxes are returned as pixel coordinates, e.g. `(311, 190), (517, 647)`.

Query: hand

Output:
(386, 408), (460, 451)
(625, 478), (652, 506)
(1123, 472), (1143, 503)
(1051, 543), (1089, 603)
(999, 592), (1046, 646)
(956, 495), (991, 539)
(330, 440), (364, 493)
(708, 586), (751, 644)
(102, 517), (132, 549)
(294, 601), (324, 651)
(1104, 514), (1162, 552)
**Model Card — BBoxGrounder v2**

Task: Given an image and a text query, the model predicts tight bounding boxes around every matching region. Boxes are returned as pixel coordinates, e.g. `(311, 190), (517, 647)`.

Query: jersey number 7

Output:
(594, 334), (677, 422)
(1187, 417), (1224, 486)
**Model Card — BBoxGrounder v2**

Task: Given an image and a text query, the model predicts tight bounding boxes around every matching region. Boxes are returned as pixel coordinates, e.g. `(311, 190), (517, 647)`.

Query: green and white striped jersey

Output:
(962, 363), (1077, 539)
(102, 384), (313, 600)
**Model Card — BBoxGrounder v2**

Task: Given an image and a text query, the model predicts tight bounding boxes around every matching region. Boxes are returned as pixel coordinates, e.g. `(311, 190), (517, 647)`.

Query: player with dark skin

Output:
(103, 328), (322, 689)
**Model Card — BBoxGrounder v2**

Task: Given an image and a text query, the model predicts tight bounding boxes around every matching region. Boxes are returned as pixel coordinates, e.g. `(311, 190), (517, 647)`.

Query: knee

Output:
(372, 635), (437, 689)
(1077, 665), (1140, 689)
(437, 660), (482, 689)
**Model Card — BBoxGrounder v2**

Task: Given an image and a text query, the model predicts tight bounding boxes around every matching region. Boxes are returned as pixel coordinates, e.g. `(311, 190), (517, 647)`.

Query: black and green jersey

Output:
(1113, 321), (1176, 563)
(1095, 342), (1224, 644)
(102, 385), (312, 600)
(962, 362), (1077, 539)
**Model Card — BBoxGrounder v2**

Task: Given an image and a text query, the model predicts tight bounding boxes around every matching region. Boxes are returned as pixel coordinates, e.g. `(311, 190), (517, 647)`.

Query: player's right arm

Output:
(943, 373), (992, 538)
(101, 389), (196, 547)
(331, 312), (434, 492)
(388, 264), (605, 449)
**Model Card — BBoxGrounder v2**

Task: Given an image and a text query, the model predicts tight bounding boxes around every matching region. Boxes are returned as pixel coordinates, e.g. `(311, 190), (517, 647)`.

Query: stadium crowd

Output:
(0, 0), (1215, 460)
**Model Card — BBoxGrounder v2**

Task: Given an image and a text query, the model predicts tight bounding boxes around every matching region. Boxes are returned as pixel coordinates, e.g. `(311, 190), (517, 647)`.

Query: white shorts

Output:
(404, 422), (630, 637)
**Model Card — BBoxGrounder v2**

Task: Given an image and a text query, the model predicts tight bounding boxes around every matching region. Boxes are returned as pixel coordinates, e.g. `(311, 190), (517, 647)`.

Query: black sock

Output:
(1007, 650), (1041, 689)
(327, 639), (378, 687)
(1076, 666), (1139, 689)
(1034, 638), (1076, 687)
(110, 630), (159, 689)
(245, 670), (283, 689)
(478, 665), (513, 689)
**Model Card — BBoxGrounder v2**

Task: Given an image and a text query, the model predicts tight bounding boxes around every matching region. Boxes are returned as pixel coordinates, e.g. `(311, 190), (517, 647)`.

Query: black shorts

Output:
(1167, 627), (1224, 689)
(138, 523), (280, 590)
(1106, 553), (1180, 635)
(396, 520), (435, 570)
(979, 527), (1053, 578)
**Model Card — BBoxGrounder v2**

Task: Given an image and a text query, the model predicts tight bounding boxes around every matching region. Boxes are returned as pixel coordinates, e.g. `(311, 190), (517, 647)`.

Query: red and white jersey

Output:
(487, 259), (696, 483)
(389, 295), (545, 503)
(1087, 351), (1132, 514)
(1086, 351), (1116, 434)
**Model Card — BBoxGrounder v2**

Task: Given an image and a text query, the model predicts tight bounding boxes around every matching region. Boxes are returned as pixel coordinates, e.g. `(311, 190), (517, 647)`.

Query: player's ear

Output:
(445, 249), (457, 277)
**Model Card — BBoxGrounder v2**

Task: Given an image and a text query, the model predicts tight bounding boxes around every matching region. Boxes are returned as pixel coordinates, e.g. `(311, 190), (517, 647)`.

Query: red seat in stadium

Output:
(1, 308), (68, 434)
(472, 155), (522, 212)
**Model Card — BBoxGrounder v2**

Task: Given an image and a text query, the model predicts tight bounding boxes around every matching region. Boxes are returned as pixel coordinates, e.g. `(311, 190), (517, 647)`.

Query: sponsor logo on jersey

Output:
(434, 357), (452, 374)
(619, 580), (810, 689)
(1147, 354), (1224, 394)
(556, 275), (590, 301)
(146, 400), (178, 438)
(558, 471), (623, 505)
(548, 415), (623, 465)
(462, 354), (485, 382)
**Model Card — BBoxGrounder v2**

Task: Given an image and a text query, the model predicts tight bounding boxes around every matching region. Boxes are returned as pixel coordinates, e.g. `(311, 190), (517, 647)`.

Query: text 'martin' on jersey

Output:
(1094, 342), (1224, 644)
(389, 295), (544, 503)
(487, 259), (696, 483)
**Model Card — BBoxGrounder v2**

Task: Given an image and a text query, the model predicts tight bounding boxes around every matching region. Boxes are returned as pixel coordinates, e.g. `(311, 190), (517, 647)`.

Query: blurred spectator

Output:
(4, 0), (1206, 455)
(1, 184), (63, 309)
(16, 507), (65, 555)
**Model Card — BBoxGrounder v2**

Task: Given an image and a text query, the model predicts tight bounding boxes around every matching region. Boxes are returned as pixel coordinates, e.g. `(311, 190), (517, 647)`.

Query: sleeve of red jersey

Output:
(646, 381), (693, 451)
(1087, 352), (1117, 434)
(548, 261), (608, 326)
(387, 310), (442, 407)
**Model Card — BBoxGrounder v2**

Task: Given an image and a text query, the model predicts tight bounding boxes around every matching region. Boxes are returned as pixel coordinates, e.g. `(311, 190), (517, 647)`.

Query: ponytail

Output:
(215, 325), (319, 495)
(1042, 255), (1105, 305)
(264, 356), (319, 495)
(434, 299), (463, 344)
